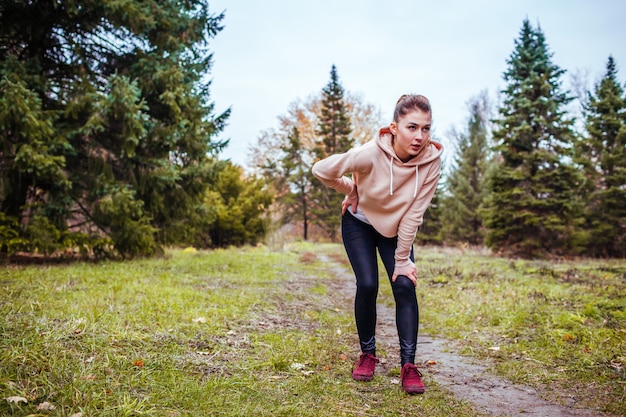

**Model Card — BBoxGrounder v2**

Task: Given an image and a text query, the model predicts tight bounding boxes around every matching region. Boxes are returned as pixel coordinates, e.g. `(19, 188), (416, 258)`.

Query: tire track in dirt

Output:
(320, 254), (610, 417)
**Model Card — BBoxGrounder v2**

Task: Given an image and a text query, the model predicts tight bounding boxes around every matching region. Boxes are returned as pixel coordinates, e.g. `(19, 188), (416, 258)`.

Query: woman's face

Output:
(389, 109), (431, 162)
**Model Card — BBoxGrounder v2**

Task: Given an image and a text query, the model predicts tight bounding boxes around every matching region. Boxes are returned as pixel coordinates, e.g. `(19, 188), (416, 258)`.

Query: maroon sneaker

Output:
(352, 353), (379, 381)
(401, 363), (425, 394)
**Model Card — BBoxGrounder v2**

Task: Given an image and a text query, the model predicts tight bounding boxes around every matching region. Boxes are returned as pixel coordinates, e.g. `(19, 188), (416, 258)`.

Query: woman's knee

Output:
(356, 278), (378, 296)
(391, 276), (416, 296)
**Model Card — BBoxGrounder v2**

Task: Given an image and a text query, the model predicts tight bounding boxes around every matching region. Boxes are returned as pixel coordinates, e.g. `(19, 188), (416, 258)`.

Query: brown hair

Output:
(393, 94), (431, 122)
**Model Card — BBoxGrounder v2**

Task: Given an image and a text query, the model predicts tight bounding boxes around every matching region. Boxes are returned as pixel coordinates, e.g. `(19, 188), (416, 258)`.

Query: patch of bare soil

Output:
(319, 254), (613, 417)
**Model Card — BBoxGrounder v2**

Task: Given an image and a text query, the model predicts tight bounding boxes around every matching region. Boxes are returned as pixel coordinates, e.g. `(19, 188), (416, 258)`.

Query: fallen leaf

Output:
(488, 346), (501, 351)
(339, 353), (347, 361)
(133, 359), (144, 368)
(5, 396), (27, 404)
(36, 402), (56, 411)
(426, 360), (437, 366)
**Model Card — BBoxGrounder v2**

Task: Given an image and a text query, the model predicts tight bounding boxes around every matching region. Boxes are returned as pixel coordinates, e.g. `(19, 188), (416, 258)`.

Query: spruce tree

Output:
(441, 93), (490, 245)
(202, 160), (273, 248)
(483, 19), (582, 257)
(310, 65), (353, 241)
(0, 0), (228, 257)
(280, 127), (315, 240)
(576, 56), (626, 257)
(415, 177), (445, 245)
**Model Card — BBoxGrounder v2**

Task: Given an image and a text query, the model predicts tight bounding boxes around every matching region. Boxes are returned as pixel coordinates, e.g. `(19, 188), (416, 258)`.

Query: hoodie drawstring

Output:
(389, 157), (394, 195)
(389, 156), (420, 198)
(413, 165), (419, 198)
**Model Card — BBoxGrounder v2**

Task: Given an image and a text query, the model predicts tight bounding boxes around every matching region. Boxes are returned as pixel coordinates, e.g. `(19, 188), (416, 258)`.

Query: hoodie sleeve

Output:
(394, 158), (441, 269)
(311, 152), (362, 199)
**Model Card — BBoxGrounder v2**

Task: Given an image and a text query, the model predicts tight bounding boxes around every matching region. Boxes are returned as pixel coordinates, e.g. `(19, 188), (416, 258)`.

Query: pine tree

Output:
(415, 177), (445, 246)
(0, 0), (229, 257)
(483, 19), (582, 257)
(441, 92), (491, 245)
(202, 160), (273, 248)
(576, 56), (626, 257)
(280, 127), (315, 240)
(310, 65), (353, 241)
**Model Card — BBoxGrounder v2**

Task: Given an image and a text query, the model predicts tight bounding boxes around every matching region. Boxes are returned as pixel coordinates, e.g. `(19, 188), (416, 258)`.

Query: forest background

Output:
(0, 0), (625, 260)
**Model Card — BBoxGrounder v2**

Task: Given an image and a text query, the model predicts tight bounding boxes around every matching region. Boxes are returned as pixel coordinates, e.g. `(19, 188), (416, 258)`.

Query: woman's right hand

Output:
(341, 195), (359, 215)
(392, 261), (418, 286)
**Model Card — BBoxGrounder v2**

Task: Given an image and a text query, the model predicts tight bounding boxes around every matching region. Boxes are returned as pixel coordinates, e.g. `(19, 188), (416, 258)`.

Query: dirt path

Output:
(320, 254), (609, 417)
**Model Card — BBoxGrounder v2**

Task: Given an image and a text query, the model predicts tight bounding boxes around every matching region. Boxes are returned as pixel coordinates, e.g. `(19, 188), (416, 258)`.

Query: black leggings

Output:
(341, 212), (418, 366)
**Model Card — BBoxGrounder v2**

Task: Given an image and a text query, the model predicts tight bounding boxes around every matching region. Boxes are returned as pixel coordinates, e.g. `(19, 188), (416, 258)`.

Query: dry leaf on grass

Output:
(36, 401), (56, 411)
(5, 396), (27, 404)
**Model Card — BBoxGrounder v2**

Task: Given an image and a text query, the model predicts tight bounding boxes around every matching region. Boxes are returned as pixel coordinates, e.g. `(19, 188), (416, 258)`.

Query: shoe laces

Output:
(358, 353), (378, 368)
(403, 364), (423, 380)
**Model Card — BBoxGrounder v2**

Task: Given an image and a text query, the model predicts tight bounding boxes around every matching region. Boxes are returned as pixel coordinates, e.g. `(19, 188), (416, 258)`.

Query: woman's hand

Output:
(392, 261), (418, 286)
(341, 195), (359, 215)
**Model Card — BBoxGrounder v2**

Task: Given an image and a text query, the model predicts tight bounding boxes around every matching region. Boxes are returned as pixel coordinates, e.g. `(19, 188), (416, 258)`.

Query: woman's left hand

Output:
(341, 195), (359, 215)
(392, 261), (418, 286)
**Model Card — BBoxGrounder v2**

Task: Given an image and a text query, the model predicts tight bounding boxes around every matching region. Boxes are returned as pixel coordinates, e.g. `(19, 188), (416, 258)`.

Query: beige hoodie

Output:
(312, 127), (443, 271)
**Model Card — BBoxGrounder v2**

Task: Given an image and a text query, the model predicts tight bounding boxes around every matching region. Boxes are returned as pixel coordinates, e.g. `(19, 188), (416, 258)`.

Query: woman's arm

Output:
(312, 152), (363, 199)
(392, 160), (442, 285)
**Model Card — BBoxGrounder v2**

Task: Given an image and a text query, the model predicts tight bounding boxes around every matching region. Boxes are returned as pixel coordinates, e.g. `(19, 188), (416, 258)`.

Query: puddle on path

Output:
(321, 254), (609, 417)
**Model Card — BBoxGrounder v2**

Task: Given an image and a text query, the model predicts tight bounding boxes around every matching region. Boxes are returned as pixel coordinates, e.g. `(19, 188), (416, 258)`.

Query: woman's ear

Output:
(389, 122), (397, 135)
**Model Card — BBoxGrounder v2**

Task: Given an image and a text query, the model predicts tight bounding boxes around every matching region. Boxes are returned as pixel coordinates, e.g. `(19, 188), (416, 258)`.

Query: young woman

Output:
(312, 94), (443, 394)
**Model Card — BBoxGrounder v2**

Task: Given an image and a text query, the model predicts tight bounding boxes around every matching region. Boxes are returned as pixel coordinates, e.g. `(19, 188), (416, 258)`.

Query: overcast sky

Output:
(206, 0), (626, 167)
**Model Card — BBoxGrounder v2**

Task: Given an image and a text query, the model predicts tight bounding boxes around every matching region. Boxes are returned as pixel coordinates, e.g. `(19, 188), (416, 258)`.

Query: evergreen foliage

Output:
(415, 177), (445, 246)
(249, 91), (382, 242)
(201, 160), (273, 248)
(310, 65), (353, 241)
(0, 0), (229, 257)
(280, 127), (315, 240)
(483, 19), (582, 257)
(576, 56), (626, 257)
(441, 93), (491, 245)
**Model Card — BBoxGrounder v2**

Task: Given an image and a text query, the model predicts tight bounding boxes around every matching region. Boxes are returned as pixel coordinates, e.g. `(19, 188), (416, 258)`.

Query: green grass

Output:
(413, 248), (626, 414)
(1, 243), (624, 416)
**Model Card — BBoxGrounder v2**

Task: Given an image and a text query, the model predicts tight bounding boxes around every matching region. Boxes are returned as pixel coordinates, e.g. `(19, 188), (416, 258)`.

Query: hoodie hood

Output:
(376, 127), (443, 196)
